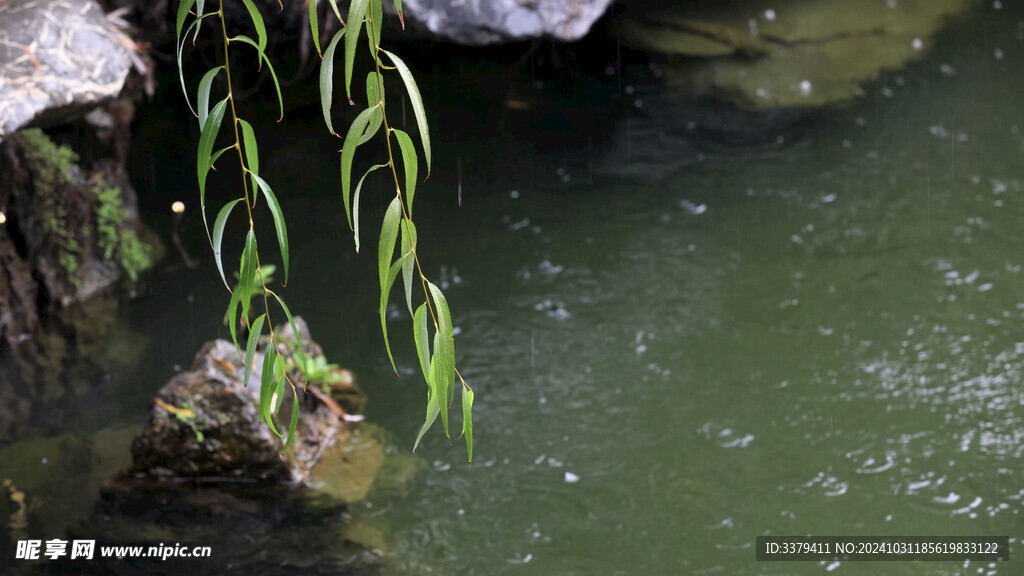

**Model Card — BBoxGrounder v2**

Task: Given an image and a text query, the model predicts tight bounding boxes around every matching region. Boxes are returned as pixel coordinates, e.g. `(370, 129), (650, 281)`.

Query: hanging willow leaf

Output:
(343, 0), (369, 103)
(270, 292), (307, 370)
(379, 253), (409, 375)
(250, 173), (289, 284)
(239, 230), (258, 327)
(197, 66), (223, 129)
(427, 281), (454, 436)
(284, 389), (301, 450)
(319, 29), (345, 135)
(413, 303), (430, 380)
(340, 105), (378, 229)
(353, 163), (388, 253)
(212, 198), (243, 290)
(244, 313), (266, 387)
(238, 0), (268, 67)
(231, 35), (284, 121)
(307, 0), (322, 57)
(361, 72), (384, 145)
(430, 332), (450, 437)
(175, 0), (196, 40)
(381, 49), (431, 173)
(392, 129), (418, 214)
(198, 98), (228, 242)
(366, 0), (383, 62)
(400, 219), (417, 315)
(177, 14), (215, 117)
(378, 197), (402, 290)
(462, 386), (474, 463)
(414, 388), (440, 452)
(259, 344), (277, 424)
(237, 118), (260, 195)
(227, 281), (243, 351)
(392, 0), (405, 29)
(326, 0), (343, 22)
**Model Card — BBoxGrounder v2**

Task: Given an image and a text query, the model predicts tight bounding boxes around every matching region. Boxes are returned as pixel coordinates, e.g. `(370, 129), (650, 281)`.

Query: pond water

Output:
(3, 3), (1024, 575)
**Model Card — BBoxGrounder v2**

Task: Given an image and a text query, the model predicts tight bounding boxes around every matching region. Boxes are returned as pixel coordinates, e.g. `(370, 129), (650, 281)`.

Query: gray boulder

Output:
(0, 0), (134, 140)
(394, 0), (616, 45)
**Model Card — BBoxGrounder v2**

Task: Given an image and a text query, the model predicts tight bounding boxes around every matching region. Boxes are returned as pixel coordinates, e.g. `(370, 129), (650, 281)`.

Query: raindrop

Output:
(995, 48), (1005, 60)
(764, 9), (776, 21)
(798, 80), (812, 95)
(912, 38), (924, 50)
(564, 472), (580, 483)
(509, 189), (520, 199)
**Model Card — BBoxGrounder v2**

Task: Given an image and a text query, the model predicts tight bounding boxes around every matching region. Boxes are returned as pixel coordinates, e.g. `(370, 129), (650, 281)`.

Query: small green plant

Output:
(295, 354), (348, 391)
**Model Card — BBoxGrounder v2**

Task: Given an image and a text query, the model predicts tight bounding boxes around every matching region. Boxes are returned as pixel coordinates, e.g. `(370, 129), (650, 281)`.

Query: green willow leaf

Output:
(231, 35), (284, 121)
(198, 98), (228, 242)
(238, 118), (260, 194)
(413, 388), (440, 452)
(361, 72), (384, 145)
(462, 386), (474, 463)
(430, 331), (450, 437)
(273, 371), (286, 414)
(343, 0), (369, 103)
(193, 0), (207, 41)
(381, 49), (431, 173)
(271, 292), (307, 370)
(326, 0), (343, 22)
(244, 314), (266, 387)
(284, 389), (301, 450)
(259, 344), (277, 424)
(392, 0), (405, 29)
(228, 282), (242, 351)
(366, 0), (383, 60)
(353, 164), (388, 253)
(413, 303), (430, 380)
(340, 106), (378, 229)
(319, 29), (346, 135)
(392, 129), (418, 215)
(239, 230), (258, 327)
(250, 173), (289, 284)
(210, 144), (233, 169)
(175, 0), (196, 40)
(379, 253), (409, 375)
(197, 66), (223, 129)
(400, 219), (417, 315)
(177, 14), (216, 117)
(308, 0), (322, 57)
(212, 198), (243, 290)
(427, 281), (454, 436)
(378, 196), (402, 290)
(239, 0), (268, 63)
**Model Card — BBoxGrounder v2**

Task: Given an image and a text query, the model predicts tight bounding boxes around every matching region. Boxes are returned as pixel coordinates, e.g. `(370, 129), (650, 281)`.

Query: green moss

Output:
(95, 184), (153, 282)
(13, 129), (82, 284)
(13, 129), (154, 285)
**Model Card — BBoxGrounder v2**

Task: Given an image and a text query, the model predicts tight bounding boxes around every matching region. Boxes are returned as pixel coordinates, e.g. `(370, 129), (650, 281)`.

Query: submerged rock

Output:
(128, 317), (367, 485)
(618, 0), (971, 109)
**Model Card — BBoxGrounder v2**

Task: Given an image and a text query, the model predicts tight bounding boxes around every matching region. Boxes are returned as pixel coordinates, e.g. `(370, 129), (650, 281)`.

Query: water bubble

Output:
(756, 88), (770, 99)
(798, 80), (812, 96)
(995, 48), (1005, 60)
(940, 63), (957, 76)
(564, 472), (580, 483)
(912, 38), (924, 50)
(680, 200), (708, 215)
(509, 190), (520, 199)
(764, 8), (776, 21)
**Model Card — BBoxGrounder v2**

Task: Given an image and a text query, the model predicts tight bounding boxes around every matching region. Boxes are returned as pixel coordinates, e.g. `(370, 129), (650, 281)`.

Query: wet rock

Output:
(395, 0), (616, 45)
(618, 0), (971, 109)
(128, 317), (367, 484)
(0, 0), (134, 140)
(0, 128), (158, 347)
